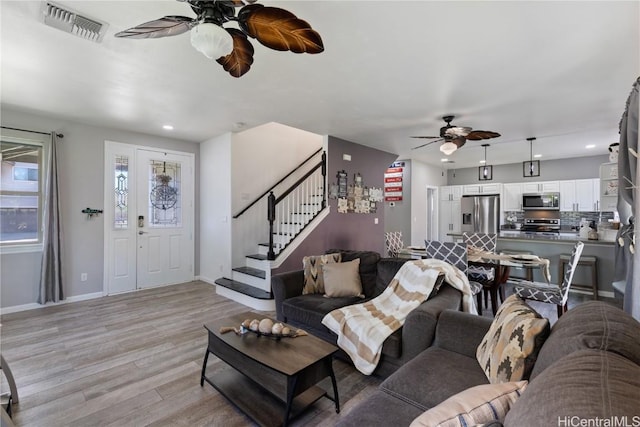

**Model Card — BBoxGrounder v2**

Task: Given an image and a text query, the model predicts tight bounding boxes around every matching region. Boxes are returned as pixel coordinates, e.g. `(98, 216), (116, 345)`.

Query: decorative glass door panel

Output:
(114, 155), (129, 229)
(147, 160), (181, 227)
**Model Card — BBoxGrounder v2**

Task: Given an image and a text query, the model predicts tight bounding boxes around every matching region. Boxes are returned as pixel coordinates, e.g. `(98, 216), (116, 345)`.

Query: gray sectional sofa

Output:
(337, 300), (640, 426)
(271, 250), (463, 377)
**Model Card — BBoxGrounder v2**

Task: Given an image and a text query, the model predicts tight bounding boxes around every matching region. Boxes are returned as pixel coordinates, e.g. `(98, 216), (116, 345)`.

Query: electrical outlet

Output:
(81, 273), (87, 282)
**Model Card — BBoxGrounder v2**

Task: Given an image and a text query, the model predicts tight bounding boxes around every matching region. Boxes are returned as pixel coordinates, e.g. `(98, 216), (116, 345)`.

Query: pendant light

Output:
(523, 137), (540, 177)
(478, 144), (493, 180)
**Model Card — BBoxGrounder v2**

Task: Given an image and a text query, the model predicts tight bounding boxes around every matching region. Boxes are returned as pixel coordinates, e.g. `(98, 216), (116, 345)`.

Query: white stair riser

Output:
(272, 235), (294, 246)
(276, 223), (300, 233)
(258, 245), (281, 256)
(216, 286), (275, 312)
(289, 213), (313, 222)
(296, 204), (321, 213)
(246, 257), (271, 270)
(232, 271), (270, 291)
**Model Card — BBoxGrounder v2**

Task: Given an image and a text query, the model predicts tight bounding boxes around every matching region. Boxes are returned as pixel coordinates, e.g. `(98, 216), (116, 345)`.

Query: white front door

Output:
(136, 149), (193, 288)
(104, 142), (194, 294)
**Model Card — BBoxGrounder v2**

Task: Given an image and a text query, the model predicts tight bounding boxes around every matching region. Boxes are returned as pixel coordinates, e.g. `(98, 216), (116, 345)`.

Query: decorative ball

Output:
(281, 326), (291, 336)
(249, 319), (260, 331)
(258, 318), (274, 334)
(271, 322), (284, 335)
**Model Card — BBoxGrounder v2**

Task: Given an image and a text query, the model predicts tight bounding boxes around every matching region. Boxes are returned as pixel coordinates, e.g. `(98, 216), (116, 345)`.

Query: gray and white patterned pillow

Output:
(476, 295), (550, 383)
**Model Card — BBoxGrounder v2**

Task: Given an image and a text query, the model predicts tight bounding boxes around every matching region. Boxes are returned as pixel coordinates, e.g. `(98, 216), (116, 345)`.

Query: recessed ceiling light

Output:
(441, 158), (449, 162)
(534, 154), (542, 158)
(163, 125), (174, 131)
(586, 144), (596, 149)
(479, 160), (486, 164)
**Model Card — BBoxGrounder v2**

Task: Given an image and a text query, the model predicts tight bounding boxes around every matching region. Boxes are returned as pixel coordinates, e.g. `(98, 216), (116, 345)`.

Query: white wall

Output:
(230, 122), (322, 267)
(199, 133), (233, 283)
(410, 160), (447, 246)
(0, 108), (199, 309)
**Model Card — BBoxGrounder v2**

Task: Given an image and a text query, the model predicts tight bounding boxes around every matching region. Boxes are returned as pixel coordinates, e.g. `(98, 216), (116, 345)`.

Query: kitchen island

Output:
(448, 231), (617, 297)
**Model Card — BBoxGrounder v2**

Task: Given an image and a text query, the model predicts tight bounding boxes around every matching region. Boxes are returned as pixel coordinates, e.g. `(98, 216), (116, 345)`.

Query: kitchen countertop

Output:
(447, 231), (615, 245)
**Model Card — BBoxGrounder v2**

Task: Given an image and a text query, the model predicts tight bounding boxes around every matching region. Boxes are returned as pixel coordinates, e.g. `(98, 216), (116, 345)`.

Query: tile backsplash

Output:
(504, 211), (615, 230)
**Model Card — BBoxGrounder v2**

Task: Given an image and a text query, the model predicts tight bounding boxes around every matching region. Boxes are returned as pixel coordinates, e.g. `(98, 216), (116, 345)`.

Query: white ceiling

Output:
(1, 1), (638, 169)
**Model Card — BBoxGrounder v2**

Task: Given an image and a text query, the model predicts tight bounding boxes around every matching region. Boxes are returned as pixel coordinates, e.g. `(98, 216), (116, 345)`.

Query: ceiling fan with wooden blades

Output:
(114, 0), (324, 78)
(411, 115), (501, 155)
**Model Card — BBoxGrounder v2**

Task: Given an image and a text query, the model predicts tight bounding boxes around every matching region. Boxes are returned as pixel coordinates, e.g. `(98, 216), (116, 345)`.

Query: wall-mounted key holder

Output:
(82, 208), (103, 219)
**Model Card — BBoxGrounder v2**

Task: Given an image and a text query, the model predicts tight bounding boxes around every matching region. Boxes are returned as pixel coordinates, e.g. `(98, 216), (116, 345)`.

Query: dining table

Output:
(400, 246), (551, 315)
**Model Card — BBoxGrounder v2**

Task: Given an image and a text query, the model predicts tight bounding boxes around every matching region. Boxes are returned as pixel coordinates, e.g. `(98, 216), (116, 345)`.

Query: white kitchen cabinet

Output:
(559, 181), (576, 211)
(599, 162), (618, 212)
(440, 185), (463, 201)
(560, 179), (600, 211)
(503, 183), (523, 211)
(522, 181), (559, 193)
(439, 199), (461, 242)
(463, 183), (502, 195)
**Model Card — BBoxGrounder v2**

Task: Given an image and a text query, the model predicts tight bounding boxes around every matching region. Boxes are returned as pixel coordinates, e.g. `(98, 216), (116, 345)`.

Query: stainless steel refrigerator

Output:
(461, 194), (500, 234)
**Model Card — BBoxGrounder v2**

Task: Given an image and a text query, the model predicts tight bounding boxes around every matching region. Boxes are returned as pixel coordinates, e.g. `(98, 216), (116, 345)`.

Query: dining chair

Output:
(424, 240), (483, 314)
(385, 231), (404, 258)
(462, 232), (499, 311)
(513, 241), (585, 318)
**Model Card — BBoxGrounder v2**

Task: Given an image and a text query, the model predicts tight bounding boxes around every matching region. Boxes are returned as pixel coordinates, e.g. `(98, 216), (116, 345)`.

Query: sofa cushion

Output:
(282, 294), (364, 331)
(327, 249), (381, 297)
(530, 300), (640, 379)
(323, 259), (364, 298)
(302, 252), (341, 294)
(476, 295), (549, 384)
(410, 381), (528, 427)
(381, 347), (489, 411)
(335, 390), (424, 427)
(375, 258), (410, 296)
(504, 349), (640, 426)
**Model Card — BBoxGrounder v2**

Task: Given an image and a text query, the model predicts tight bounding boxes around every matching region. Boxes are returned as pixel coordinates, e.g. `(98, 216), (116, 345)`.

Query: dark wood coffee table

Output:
(200, 312), (340, 427)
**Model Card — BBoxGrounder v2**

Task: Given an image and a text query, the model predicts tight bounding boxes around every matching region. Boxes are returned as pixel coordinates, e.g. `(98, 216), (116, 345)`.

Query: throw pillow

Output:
(476, 295), (550, 384)
(322, 259), (364, 298)
(302, 253), (341, 294)
(410, 381), (528, 427)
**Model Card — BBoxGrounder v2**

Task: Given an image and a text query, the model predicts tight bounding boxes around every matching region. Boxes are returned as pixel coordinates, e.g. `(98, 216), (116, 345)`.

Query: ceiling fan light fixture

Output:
(440, 141), (458, 156)
(190, 23), (233, 59)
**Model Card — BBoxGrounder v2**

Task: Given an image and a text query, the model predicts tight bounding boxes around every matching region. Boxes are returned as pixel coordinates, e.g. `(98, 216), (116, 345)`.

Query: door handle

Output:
(138, 231), (148, 235)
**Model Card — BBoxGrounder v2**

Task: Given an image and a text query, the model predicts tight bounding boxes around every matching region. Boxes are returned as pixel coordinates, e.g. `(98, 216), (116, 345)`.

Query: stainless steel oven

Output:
(522, 192), (560, 210)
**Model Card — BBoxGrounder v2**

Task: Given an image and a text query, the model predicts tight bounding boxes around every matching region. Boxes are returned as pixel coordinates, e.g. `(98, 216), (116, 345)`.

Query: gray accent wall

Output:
(272, 136), (397, 274)
(1, 108), (199, 309)
(447, 155), (608, 184)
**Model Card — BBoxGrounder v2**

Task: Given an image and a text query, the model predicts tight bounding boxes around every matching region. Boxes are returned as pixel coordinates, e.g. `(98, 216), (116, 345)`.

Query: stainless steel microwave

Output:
(522, 192), (560, 210)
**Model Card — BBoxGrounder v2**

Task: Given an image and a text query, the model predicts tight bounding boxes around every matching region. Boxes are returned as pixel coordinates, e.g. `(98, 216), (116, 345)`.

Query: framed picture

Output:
(523, 160), (540, 177)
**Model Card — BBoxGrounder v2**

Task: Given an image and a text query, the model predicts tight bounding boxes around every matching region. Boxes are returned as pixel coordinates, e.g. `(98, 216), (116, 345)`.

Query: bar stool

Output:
(559, 254), (598, 300)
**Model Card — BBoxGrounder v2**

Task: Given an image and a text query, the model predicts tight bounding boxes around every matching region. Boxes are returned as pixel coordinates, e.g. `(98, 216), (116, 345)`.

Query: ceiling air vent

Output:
(40, 1), (108, 43)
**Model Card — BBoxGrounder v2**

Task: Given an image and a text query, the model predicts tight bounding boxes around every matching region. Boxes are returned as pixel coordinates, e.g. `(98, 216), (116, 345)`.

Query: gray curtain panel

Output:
(615, 76), (639, 319)
(38, 132), (64, 304)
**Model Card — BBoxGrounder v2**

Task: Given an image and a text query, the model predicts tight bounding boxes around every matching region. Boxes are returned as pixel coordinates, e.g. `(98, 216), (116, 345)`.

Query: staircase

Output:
(214, 151), (327, 310)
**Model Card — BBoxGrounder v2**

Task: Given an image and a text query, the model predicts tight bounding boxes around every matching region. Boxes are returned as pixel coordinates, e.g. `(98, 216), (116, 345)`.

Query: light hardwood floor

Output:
(1, 281), (616, 426)
(0, 282), (380, 427)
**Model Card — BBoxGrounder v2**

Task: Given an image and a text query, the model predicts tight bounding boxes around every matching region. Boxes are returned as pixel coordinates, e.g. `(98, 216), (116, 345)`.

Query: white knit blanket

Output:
(322, 259), (476, 375)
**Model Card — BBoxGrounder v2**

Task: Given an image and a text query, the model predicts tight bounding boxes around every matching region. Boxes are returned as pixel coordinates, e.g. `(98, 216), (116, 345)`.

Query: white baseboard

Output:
(1, 291), (103, 315)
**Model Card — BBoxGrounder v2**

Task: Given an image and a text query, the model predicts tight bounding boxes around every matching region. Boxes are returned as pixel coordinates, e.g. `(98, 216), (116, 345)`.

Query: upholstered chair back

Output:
(424, 240), (468, 274)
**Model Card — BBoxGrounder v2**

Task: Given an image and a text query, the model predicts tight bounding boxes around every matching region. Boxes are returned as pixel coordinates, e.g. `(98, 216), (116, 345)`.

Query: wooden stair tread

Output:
(246, 254), (268, 261)
(215, 278), (272, 300)
(232, 266), (266, 279)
